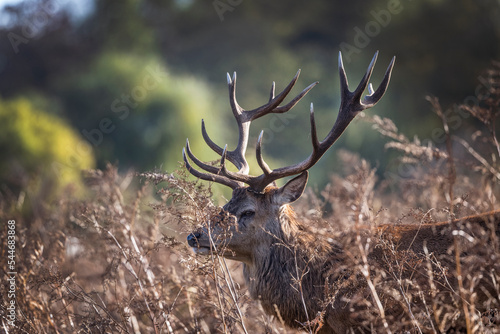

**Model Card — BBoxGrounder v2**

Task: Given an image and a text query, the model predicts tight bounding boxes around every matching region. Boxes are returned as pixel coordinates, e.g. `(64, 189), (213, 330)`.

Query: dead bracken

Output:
(1, 60), (499, 334)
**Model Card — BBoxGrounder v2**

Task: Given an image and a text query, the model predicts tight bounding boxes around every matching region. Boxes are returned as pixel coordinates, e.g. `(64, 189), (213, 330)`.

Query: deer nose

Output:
(187, 232), (201, 247)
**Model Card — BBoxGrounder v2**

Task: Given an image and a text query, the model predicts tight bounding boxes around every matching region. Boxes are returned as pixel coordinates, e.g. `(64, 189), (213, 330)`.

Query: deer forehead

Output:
(223, 187), (280, 214)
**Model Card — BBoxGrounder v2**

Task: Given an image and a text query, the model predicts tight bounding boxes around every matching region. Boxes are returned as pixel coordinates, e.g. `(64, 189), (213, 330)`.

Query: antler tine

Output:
(269, 82), (276, 102)
(184, 139), (220, 175)
(309, 103), (320, 151)
(228, 71), (243, 118)
(338, 51), (350, 99)
(352, 51), (378, 101)
(273, 80), (319, 114)
(201, 120), (224, 156)
(362, 56), (395, 107)
(182, 146), (241, 189)
(246, 71), (319, 121)
(241, 70), (299, 121)
(256, 131), (272, 175)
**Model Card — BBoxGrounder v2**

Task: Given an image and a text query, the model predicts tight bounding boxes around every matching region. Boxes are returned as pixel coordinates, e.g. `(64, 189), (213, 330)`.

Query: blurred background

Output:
(1, 0), (499, 198)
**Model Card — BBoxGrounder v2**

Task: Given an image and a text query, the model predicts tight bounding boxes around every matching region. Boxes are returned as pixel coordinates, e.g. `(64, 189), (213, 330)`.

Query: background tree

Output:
(1, 0), (499, 193)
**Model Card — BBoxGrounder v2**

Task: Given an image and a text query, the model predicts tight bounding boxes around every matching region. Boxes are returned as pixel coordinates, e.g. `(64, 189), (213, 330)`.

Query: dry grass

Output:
(1, 62), (500, 333)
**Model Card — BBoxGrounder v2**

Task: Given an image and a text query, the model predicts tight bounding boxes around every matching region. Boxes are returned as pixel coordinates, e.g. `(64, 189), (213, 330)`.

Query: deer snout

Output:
(187, 232), (201, 247)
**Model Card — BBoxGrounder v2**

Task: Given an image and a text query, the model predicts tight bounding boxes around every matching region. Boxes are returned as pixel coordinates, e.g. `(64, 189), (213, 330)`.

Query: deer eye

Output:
(240, 210), (255, 219)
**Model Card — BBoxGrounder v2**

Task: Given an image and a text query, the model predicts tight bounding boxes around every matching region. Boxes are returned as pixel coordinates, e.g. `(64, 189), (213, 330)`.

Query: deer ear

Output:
(274, 171), (308, 205)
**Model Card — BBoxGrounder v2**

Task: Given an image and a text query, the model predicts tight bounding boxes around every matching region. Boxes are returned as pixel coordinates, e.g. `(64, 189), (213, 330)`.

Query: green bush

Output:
(56, 52), (228, 172)
(0, 97), (95, 193)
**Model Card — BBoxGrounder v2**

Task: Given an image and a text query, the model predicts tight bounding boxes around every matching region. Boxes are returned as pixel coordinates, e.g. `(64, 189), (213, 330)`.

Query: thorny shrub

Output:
(1, 61), (500, 333)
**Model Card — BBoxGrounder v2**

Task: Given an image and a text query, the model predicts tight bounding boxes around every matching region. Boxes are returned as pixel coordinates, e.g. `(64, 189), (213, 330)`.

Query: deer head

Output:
(184, 51), (395, 263)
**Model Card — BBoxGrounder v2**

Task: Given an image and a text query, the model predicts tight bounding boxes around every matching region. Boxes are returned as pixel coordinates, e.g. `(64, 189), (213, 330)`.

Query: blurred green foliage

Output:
(0, 0), (499, 195)
(0, 97), (94, 192)
(55, 52), (227, 171)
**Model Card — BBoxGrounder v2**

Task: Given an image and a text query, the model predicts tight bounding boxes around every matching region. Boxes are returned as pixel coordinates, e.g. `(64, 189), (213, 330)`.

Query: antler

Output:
(183, 69), (318, 189)
(183, 51), (395, 191)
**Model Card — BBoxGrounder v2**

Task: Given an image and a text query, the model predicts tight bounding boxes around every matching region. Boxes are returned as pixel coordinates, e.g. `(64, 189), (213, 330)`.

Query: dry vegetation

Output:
(1, 62), (500, 333)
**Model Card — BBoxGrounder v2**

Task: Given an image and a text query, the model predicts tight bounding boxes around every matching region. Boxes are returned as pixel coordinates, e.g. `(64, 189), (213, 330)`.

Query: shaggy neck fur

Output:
(242, 204), (341, 328)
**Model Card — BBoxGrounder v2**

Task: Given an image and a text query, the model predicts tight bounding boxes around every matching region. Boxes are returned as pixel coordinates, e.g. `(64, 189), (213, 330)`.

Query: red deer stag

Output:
(183, 52), (500, 333)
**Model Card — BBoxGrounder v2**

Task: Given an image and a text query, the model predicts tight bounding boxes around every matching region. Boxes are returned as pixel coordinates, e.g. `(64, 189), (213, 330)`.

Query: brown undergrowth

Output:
(1, 62), (500, 333)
